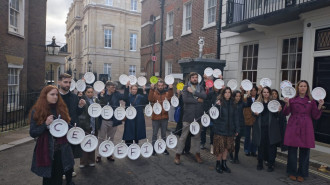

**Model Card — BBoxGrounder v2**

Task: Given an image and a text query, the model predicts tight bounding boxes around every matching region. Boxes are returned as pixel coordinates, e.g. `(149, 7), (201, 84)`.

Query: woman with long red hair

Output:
(29, 85), (75, 185)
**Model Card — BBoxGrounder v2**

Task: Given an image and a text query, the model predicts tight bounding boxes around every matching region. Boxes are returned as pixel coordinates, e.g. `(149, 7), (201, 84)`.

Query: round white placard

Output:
(241, 79), (253, 91)
(80, 135), (98, 152)
(137, 76), (147, 86)
(126, 106), (137, 120)
(84, 72), (95, 84)
(153, 102), (162, 115)
(127, 143), (141, 160)
(114, 107), (126, 121)
(119, 74), (129, 85)
(98, 140), (115, 158)
(141, 142), (153, 158)
(88, 103), (102, 118)
(171, 96), (179, 107)
(129, 75), (137, 85)
(165, 75), (174, 85)
(166, 134), (177, 149)
(93, 81), (105, 92)
(144, 103), (153, 117)
(101, 105), (113, 120)
(198, 74), (202, 83)
(162, 99), (171, 111)
(282, 86), (296, 99)
(190, 121), (200, 135)
(213, 69), (222, 78)
(76, 79), (86, 92)
(154, 139), (166, 154)
(280, 80), (292, 90)
(260, 78), (272, 88)
(49, 119), (69, 138)
(201, 113), (210, 127)
(66, 127), (85, 145)
(227, 79), (238, 90)
(209, 106), (219, 119)
(204, 67), (213, 77)
(214, 79), (224, 89)
(268, 100), (281, 113)
(251, 102), (264, 114)
(113, 142), (128, 159)
(312, 87), (326, 101)
(70, 79), (76, 91)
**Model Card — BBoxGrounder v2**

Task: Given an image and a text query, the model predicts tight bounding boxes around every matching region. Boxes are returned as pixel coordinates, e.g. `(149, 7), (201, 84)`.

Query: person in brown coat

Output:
(148, 79), (173, 155)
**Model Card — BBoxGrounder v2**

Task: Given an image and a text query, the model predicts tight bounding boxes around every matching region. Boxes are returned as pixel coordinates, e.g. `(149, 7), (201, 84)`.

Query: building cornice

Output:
(83, 4), (141, 17)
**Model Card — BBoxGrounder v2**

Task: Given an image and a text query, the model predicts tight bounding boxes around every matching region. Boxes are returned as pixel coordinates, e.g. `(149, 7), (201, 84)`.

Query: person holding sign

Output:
(283, 80), (324, 182)
(123, 83), (148, 145)
(29, 85), (75, 185)
(96, 81), (128, 163)
(212, 87), (239, 173)
(252, 87), (281, 172)
(174, 72), (206, 165)
(148, 79), (173, 155)
(78, 86), (100, 168)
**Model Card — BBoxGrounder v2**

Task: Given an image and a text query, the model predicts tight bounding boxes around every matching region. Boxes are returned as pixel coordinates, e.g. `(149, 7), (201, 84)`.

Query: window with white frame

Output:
(281, 37), (303, 87)
(8, 68), (20, 106)
(165, 61), (172, 75)
(105, 0), (113, 6)
(129, 65), (136, 75)
(204, 0), (216, 28)
(242, 44), (259, 85)
(166, 11), (174, 39)
(130, 33), (137, 51)
(104, 63), (111, 80)
(104, 29), (112, 48)
(182, 2), (192, 34)
(9, 0), (25, 36)
(131, 0), (137, 11)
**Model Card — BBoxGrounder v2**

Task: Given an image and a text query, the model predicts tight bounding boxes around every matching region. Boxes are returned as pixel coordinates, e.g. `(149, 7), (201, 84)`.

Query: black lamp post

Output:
(73, 68), (77, 81)
(88, 60), (92, 72)
(46, 36), (60, 84)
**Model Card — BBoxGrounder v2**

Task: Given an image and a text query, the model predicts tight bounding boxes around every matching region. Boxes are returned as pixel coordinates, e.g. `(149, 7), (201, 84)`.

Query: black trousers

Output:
(287, 146), (310, 177)
(257, 127), (276, 166)
(43, 150), (63, 185)
(234, 134), (242, 157)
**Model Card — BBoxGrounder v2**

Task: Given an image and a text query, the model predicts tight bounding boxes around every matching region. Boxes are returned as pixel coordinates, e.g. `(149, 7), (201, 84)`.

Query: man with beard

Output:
(174, 72), (207, 165)
(148, 79), (173, 155)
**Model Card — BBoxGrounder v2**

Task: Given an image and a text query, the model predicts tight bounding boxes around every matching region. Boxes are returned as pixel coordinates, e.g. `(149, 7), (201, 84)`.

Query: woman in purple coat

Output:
(283, 80), (324, 182)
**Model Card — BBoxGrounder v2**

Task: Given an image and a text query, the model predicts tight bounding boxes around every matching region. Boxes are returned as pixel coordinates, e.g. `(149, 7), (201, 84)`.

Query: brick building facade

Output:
(140, 0), (221, 80)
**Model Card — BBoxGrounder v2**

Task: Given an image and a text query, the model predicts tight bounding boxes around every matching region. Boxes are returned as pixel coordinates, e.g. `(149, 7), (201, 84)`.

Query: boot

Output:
(195, 153), (203, 164)
(221, 160), (231, 173)
(257, 160), (263, 170)
(174, 154), (181, 165)
(216, 160), (223, 173)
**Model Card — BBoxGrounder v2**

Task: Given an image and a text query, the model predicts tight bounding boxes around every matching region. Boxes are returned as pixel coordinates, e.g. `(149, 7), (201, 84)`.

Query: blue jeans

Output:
(244, 125), (256, 154)
(200, 125), (214, 145)
(287, 147), (310, 177)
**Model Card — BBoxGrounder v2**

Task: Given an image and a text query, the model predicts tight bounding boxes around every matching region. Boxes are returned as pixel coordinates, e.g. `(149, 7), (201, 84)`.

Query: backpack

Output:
(174, 106), (181, 123)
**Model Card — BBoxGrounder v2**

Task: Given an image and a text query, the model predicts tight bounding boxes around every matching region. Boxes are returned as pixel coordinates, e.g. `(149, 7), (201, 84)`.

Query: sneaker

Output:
(72, 171), (76, 177)
(79, 165), (85, 168)
(163, 149), (169, 155)
(210, 144), (214, 154)
(89, 163), (95, 167)
(62, 175), (66, 180)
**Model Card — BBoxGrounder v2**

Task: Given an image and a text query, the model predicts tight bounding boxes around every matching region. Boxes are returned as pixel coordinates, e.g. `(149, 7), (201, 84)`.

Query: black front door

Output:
(313, 57), (330, 144)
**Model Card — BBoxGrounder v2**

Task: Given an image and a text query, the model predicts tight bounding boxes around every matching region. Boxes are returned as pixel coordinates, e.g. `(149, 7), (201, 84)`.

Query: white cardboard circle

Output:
(153, 102), (162, 115)
(84, 72), (95, 84)
(76, 79), (86, 92)
(170, 96), (179, 108)
(137, 76), (147, 86)
(198, 74), (202, 83)
(282, 86), (296, 99)
(268, 100), (281, 113)
(251, 102), (264, 114)
(214, 79), (224, 89)
(213, 69), (222, 78)
(204, 67), (213, 77)
(241, 79), (253, 91)
(80, 135), (98, 152)
(70, 79), (76, 91)
(114, 107), (126, 120)
(129, 75), (137, 85)
(280, 80), (292, 90)
(190, 121), (200, 135)
(144, 104), (153, 117)
(88, 103), (102, 118)
(141, 142), (153, 158)
(49, 119), (69, 138)
(201, 113), (210, 127)
(227, 79), (238, 90)
(119, 74), (129, 85)
(312, 87), (326, 101)
(209, 106), (219, 119)
(98, 140), (115, 158)
(113, 143), (128, 159)
(166, 134), (177, 149)
(126, 106), (137, 120)
(101, 105), (113, 120)
(154, 139), (166, 154)
(66, 127), (85, 145)
(127, 144), (141, 160)
(93, 81), (105, 92)
(162, 99), (171, 111)
(260, 78), (272, 88)
(165, 75), (174, 85)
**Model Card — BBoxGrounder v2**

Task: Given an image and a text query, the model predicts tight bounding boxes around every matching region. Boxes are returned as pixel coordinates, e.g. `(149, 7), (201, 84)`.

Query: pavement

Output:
(0, 118), (330, 185)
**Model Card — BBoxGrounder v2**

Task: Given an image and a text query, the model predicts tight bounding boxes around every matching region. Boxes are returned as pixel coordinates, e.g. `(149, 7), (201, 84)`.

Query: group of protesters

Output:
(29, 72), (324, 184)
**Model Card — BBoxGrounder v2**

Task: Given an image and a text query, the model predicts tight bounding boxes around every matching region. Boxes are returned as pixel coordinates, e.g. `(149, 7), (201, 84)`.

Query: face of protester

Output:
(262, 89), (270, 101)
(58, 77), (71, 92)
(272, 91), (278, 99)
(85, 88), (94, 99)
(157, 82), (165, 91)
(298, 82), (308, 95)
(131, 86), (138, 95)
(47, 89), (58, 104)
(224, 89), (231, 100)
(106, 85), (116, 94)
(190, 75), (198, 85)
(234, 92), (241, 103)
(251, 88), (257, 97)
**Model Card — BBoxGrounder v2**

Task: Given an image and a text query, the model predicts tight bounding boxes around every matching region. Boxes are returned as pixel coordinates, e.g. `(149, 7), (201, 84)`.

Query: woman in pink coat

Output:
(283, 80), (324, 182)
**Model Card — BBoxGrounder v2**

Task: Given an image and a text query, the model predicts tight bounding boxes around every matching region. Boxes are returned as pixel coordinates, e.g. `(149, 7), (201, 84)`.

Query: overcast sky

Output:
(46, 0), (73, 45)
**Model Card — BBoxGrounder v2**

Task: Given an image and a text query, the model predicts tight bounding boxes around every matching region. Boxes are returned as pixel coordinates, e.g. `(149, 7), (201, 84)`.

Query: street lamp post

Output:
(46, 36), (60, 84)
(88, 60), (92, 72)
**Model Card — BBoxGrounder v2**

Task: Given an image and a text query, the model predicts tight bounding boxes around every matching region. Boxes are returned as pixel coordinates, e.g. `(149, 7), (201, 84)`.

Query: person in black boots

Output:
(213, 87), (239, 173)
(252, 87), (282, 172)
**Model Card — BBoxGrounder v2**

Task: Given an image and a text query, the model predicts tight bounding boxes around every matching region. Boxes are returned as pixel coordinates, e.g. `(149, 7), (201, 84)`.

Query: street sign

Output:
(152, 56), (157, 61)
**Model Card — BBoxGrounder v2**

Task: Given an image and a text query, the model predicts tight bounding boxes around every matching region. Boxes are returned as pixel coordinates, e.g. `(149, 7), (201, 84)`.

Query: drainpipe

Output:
(216, 0), (223, 59)
(159, 0), (165, 77)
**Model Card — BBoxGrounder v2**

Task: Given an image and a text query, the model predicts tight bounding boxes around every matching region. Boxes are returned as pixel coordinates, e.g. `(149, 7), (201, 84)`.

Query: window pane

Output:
(248, 71), (252, 81)
(247, 58), (252, 70)
(289, 38), (297, 53)
(252, 71), (257, 83)
(297, 37), (303, 52)
(242, 58), (247, 70)
(243, 46), (248, 57)
(243, 71), (247, 79)
(289, 70), (296, 83)
(281, 54), (288, 69)
(282, 70), (288, 81)
(296, 70), (301, 82)
(288, 54), (296, 69)
(248, 45), (253, 57)
(296, 54), (302, 68)
(282, 39), (289, 54)
(253, 44), (259, 57)
(252, 58), (258, 70)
